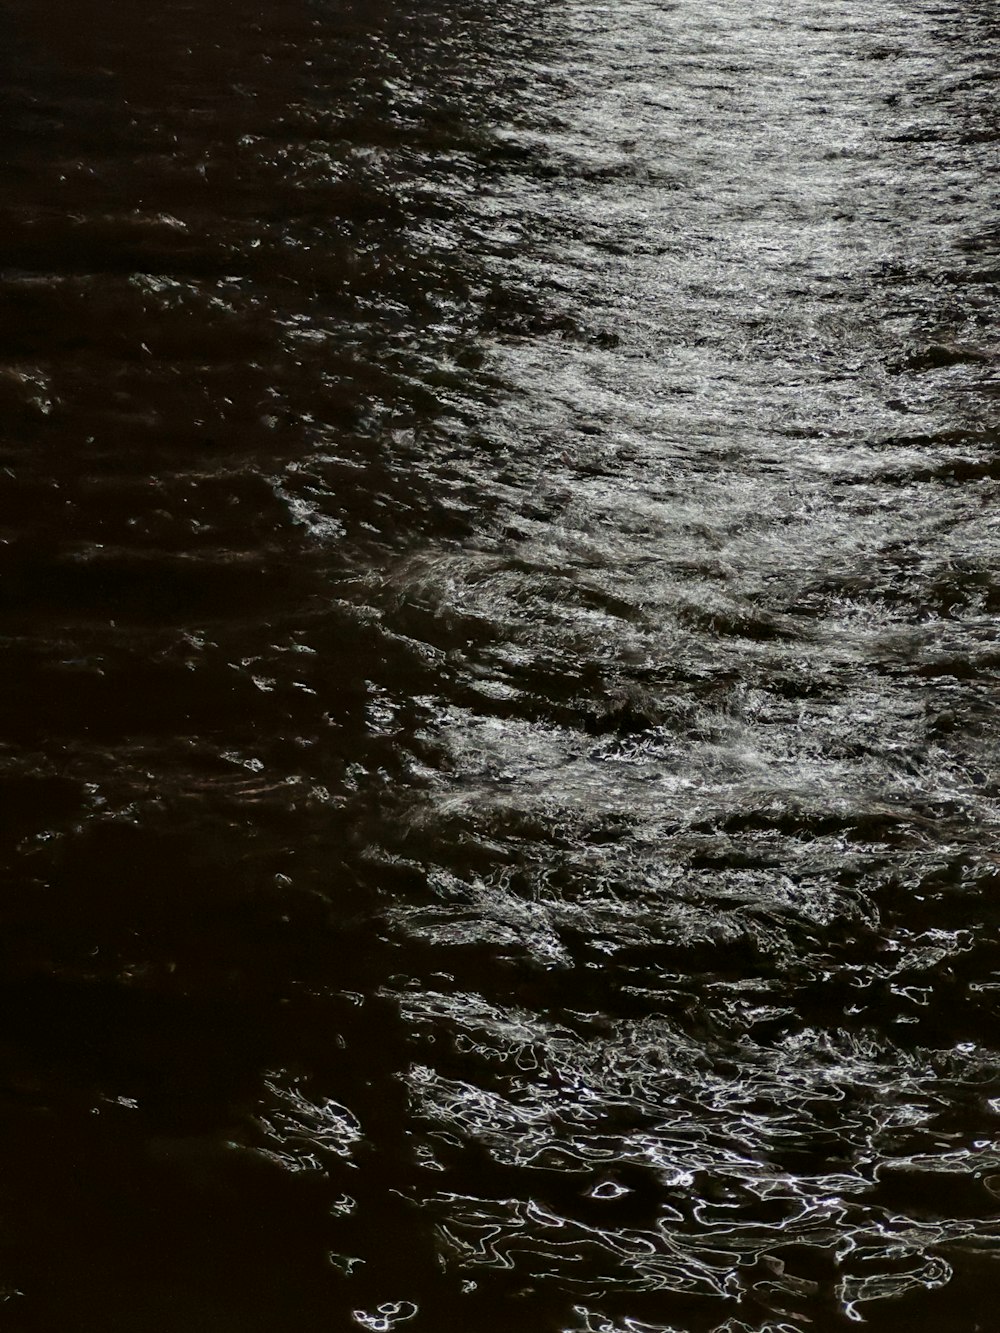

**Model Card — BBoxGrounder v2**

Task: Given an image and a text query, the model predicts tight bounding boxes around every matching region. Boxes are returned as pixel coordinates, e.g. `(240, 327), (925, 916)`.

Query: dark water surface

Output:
(1, 0), (999, 1328)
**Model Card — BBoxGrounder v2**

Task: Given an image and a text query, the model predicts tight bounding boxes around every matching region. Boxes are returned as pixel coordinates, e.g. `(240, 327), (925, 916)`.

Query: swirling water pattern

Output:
(0, 0), (997, 1329)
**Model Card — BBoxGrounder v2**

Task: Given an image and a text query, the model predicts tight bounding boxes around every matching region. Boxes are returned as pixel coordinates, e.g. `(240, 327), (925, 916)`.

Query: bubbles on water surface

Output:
(352, 1300), (420, 1331)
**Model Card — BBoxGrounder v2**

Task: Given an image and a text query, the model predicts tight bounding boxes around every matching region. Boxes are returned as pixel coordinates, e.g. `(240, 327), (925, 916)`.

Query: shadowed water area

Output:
(1, 0), (999, 1328)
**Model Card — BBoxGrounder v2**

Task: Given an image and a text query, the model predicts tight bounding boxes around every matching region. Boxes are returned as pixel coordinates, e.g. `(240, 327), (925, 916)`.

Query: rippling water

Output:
(1, 0), (999, 1328)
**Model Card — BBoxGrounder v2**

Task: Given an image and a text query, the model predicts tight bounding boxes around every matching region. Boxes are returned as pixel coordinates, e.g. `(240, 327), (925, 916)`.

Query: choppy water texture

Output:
(1, 0), (998, 1328)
